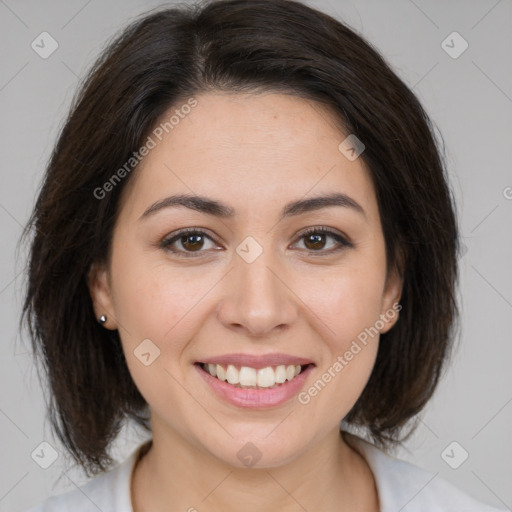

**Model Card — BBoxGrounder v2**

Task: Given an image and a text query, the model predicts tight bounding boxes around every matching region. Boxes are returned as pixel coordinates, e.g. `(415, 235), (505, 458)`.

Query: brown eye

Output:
(303, 232), (328, 250)
(293, 227), (352, 253)
(161, 229), (218, 257)
(179, 233), (205, 251)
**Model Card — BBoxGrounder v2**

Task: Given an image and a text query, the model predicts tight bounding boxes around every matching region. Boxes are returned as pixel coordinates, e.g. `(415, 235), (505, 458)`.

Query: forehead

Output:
(118, 92), (378, 223)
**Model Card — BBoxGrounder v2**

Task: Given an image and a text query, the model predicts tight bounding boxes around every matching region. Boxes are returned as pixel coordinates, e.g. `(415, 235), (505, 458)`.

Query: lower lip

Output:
(195, 363), (314, 409)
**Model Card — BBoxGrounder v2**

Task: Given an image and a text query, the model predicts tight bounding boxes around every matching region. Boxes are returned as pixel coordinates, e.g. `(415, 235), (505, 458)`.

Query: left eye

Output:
(293, 227), (350, 252)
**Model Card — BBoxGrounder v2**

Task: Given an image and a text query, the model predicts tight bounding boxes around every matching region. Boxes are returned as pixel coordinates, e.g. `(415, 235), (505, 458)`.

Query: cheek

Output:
(109, 260), (203, 415)
(299, 277), (382, 423)
(111, 248), (214, 343)
(312, 262), (386, 342)
(296, 260), (385, 410)
(108, 252), (227, 399)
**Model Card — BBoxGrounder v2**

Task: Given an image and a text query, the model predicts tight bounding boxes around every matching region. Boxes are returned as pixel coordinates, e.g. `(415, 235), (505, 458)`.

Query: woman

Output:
(21, 0), (507, 510)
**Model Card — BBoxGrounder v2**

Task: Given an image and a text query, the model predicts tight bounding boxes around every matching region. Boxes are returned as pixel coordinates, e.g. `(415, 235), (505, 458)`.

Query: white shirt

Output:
(25, 434), (508, 511)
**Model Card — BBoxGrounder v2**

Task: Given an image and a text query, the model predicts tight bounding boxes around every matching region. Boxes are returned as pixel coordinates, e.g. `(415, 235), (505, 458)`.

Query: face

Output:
(89, 91), (401, 468)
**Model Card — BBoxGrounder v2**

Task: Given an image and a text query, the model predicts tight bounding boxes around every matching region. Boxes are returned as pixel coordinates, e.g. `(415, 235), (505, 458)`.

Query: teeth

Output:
(257, 367), (274, 388)
(216, 364), (226, 381)
(225, 364), (238, 384)
(239, 366), (257, 386)
(207, 363), (217, 377)
(203, 363), (304, 388)
(275, 365), (286, 383)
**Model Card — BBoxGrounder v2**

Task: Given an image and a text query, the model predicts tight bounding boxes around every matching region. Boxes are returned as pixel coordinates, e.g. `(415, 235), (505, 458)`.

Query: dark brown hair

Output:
(21, 0), (460, 475)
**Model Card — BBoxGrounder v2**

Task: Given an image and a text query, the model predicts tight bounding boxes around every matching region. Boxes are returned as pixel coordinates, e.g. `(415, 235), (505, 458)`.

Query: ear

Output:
(378, 262), (403, 334)
(87, 261), (118, 330)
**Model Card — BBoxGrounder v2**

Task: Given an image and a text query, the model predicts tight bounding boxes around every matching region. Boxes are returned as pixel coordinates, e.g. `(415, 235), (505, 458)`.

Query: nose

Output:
(216, 248), (299, 338)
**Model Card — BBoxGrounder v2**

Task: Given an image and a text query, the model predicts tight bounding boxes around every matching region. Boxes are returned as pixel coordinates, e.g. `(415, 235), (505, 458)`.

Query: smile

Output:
(202, 362), (305, 389)
(194, 354), (315, 408)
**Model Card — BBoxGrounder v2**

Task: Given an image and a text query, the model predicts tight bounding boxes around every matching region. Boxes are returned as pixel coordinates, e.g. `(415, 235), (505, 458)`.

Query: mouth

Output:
(197, 362), (313, 389)
(194, 355), (315, 408)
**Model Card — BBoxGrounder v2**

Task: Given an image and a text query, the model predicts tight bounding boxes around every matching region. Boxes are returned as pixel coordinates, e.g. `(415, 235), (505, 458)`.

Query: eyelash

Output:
(160, 226), (352, 258)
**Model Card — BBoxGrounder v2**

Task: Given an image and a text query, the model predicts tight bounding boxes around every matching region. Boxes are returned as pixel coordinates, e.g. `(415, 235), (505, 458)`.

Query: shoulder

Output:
(23, 443), (146, 512)
(344, 432), (508, 512)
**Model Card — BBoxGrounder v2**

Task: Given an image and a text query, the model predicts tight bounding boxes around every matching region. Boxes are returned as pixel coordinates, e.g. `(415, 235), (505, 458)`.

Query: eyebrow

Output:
(139, 192), (366, 221)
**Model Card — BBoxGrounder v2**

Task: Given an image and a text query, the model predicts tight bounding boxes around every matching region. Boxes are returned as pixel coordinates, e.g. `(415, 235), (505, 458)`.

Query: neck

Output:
(131, 424), (378, 512)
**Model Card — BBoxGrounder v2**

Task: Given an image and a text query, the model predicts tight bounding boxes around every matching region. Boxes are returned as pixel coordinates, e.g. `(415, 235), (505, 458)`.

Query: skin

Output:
(89, 91), (402, 512)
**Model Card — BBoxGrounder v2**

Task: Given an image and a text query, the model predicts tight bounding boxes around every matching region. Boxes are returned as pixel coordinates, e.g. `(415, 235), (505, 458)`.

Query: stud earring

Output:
(98, 314), (107, 324)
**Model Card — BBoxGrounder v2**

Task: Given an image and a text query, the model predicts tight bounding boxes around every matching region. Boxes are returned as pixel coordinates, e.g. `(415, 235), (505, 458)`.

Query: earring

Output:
(98, 314), (107, 324)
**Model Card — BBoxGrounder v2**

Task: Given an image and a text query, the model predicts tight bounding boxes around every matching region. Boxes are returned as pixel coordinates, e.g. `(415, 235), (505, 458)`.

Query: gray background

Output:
(1, 0), (511, 510)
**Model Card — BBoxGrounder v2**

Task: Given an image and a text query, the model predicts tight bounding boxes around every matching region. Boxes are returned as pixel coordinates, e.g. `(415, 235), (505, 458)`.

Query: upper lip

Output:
(198, 353), (314, 369)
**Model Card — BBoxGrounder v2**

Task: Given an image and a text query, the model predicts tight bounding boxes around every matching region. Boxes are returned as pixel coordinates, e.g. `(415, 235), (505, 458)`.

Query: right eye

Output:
(160, 228), (221, 257)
